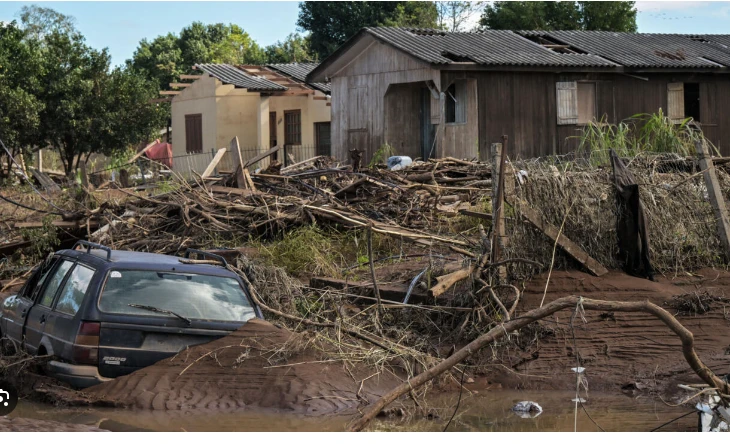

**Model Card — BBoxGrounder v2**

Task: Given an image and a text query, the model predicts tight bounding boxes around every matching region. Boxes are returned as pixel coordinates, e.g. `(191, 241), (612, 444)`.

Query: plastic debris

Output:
(512, 401), (543, 418)
(387, 156), (412, 171)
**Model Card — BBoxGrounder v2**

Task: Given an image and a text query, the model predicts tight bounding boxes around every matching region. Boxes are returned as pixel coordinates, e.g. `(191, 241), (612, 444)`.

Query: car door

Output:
(1, 256), (58, 349)
(45, 263), (95, 359)
(24, 259), (74, 354)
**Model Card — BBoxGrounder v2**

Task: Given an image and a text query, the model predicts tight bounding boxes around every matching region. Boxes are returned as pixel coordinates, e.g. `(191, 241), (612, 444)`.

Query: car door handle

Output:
(39, 314), (46, 324)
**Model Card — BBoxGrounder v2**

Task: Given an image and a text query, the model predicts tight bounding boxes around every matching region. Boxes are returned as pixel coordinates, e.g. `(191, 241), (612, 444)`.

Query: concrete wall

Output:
(171, 76), (218, 160)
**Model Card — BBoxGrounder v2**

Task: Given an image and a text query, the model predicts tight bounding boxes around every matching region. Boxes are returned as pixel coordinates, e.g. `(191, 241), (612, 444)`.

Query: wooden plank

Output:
(159, 91), (180, 95)
(229, 137), (246, 189)
(242, 168), (256, 191)
(208, 185), (259, 197)
(491, 142), (505, 269)
(509, 197), (608, 276)
(30, 168), (61, 193)
(179, 74), (202, 80)
(243, 145), (280, 168)
(201, 147), (227, 178)
(696, 140), (730, 260)
(169, 83), (192, 88)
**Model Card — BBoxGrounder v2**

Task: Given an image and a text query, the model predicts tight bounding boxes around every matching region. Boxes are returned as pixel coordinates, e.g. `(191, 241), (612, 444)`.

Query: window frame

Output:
(284, 109), (302, 146)
(444, 80), (467, 125)
(37, 259), (75, 308)
(185, 113), (203, 154)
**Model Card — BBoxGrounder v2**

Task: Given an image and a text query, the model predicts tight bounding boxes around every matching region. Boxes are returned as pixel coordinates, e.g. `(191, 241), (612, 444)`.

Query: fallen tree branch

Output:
(346, 295), (730, 431)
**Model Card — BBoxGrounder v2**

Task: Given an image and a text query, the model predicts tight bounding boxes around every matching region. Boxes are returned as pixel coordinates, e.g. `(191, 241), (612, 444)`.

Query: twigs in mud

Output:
(346, 296), (730, 432)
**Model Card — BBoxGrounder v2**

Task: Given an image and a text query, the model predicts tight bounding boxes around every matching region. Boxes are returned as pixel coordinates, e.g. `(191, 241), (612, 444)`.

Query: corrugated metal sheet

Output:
(366, 28), (618, 67)
(195, 64), (287, 91)
(267, 63), (331, 93)
(522, 31), (730, 68)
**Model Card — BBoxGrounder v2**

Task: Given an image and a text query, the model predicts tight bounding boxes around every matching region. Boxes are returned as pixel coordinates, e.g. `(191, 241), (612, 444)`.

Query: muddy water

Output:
(10, 390), (696, 432)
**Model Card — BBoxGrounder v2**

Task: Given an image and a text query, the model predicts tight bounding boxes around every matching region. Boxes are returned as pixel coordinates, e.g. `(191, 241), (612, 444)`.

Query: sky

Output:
(1, 1), (730, 67)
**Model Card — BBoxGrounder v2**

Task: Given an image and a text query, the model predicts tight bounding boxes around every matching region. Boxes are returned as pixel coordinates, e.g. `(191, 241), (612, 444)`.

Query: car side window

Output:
(20, 256), (57, 301)
(38, 260), (74, 307)
(55, 264), (94, 316)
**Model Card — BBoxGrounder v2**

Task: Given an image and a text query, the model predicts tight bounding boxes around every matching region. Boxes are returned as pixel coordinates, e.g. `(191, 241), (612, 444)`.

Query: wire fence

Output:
(170, 145), (317, 178)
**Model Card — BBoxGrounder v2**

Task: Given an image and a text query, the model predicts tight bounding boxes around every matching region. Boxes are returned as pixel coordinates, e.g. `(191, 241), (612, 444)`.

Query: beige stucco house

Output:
(170, 63), (331, 173)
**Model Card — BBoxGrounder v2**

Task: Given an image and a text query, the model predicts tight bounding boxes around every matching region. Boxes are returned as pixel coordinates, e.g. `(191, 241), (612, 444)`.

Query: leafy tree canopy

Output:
(297, 1), (438, 59)
(480, 1), (637, 32)
(265, 33), (316, 64)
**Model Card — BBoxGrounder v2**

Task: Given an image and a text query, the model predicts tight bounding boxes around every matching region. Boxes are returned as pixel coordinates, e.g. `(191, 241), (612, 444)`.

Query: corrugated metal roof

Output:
(267, 63), (331, 94)
(195, 64), (287, 91)
(520, 31), (730, 68)
(365, 27), (619, 67)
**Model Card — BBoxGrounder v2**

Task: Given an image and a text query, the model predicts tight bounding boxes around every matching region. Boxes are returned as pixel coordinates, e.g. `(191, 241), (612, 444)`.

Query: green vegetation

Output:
(480, 1), (637, 32)
(576, 111), (712, 165)
(369, 143), (396, 168)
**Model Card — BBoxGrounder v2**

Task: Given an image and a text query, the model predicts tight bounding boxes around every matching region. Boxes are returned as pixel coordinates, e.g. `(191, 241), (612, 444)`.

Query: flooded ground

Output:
(9, 390), (697, 432)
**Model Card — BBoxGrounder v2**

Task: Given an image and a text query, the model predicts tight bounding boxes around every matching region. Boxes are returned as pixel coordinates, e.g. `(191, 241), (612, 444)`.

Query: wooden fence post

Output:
(696, 140), (730, 261)
(230, 137), (246, 189)
(491, 141), (507, 279)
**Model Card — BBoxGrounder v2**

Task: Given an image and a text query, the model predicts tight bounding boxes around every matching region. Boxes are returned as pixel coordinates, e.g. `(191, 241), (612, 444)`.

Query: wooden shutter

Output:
(667, 82), (684, 123)
(185, 114), (202, 153)
(556, 81), (578, 125)
(284, 110), (301, 146)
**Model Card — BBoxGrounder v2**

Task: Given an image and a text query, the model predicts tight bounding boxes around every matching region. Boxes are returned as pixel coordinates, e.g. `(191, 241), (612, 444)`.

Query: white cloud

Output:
(636, 1), (712, 12)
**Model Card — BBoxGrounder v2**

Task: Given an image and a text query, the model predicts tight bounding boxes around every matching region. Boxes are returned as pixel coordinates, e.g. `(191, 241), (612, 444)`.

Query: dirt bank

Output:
(487, 269), (730, 395)
(79, 319), (402, 414)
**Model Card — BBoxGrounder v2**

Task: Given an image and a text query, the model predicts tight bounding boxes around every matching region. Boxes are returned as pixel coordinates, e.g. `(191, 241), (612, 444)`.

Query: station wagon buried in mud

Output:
(0, 241), (263, 388)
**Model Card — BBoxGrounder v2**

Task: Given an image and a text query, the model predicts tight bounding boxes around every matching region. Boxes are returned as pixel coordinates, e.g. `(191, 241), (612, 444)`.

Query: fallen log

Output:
(347, 295), (730, 431)
(428, 266), (473, 298)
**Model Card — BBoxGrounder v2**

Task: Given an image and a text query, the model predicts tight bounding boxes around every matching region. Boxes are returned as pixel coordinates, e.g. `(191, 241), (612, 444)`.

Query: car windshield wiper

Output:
(128, 304), (192, 326)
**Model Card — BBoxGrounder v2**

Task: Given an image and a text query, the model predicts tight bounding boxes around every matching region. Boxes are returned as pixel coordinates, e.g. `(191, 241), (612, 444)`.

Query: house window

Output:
(556, 81), (596, 125)
(668, 82), (700, 123)
(185, 114), (202, 153)
(284, 110), (301, 146)
(445, 80), (467, 124)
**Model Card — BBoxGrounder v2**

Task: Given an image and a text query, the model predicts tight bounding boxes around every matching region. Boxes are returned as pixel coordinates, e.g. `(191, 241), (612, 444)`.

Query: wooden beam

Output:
(270, 91), (314, 96)
(243, 145), (280, 168)
(129, 140), (158, 163)
(169, 83), (191, 88)
(313, 96), (329, 101)
(201, 147), (228, 178)
(229, 137), (246, 189)
(508, 196), (608, 276)
(491, 142), (506, 279)
(148, 98), (172, 104)
(696, 140), (730, 260)
(180, 74), (202, 79)
(159, 91), (180, 95)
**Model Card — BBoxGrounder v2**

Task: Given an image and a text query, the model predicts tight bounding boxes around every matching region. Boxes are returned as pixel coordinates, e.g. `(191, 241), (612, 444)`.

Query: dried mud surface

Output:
(0, 416), (107, 432)
(80, 319), (402, 414)
(489, 269), (730, 395)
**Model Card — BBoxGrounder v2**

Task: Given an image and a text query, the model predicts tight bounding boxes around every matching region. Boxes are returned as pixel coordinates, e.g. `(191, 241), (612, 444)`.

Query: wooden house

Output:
(307, 28), (730, 162)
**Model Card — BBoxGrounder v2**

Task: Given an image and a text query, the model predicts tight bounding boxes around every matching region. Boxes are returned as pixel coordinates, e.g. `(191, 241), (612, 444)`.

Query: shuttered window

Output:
(284, 110), (301, 146)
(185, 114), (203, 153)
(445, 80), (467, 124)
(667, 83), (684, 123)
(556, 81), (578, 125)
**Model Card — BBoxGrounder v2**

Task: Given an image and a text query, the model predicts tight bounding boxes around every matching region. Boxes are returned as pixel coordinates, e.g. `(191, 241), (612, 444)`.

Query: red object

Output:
(144, 140), (173, 168)
(73, 321), (100, 365)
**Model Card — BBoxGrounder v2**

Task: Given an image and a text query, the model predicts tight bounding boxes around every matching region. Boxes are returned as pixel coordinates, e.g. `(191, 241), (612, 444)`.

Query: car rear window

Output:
(99, 270), (255, 323)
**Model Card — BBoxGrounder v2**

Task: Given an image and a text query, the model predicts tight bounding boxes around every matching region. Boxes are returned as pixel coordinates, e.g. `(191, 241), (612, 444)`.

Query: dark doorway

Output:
(315, 122), (331, 156)
(421, 88), (434, 159)
(684, 83), (700, 122)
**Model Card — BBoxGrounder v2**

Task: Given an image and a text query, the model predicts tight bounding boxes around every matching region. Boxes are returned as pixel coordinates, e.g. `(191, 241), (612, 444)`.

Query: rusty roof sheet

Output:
(365, 27), (619, 67)
(195, 64), (287, 91)
(266, 63), (331, 94)
(520, 31), (730, 68)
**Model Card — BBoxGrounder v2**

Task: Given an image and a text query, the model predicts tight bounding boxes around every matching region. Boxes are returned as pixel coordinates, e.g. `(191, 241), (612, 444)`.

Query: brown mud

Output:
(0, 416), (107, 432)
(76, 319), (402, 414)
(488, 269), (730, 396)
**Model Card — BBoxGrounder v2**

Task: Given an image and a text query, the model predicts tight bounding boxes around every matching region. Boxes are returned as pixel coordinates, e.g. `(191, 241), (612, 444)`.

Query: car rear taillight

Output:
(72, 321), (100, 365)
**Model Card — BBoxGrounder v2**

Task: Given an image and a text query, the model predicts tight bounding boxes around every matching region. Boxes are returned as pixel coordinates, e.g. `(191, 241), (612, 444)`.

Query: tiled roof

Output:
(267, 63), (331, 94)
(195, 64), (287, 91)
(520, 31), (730, 68)
(365, 27), (619, 67)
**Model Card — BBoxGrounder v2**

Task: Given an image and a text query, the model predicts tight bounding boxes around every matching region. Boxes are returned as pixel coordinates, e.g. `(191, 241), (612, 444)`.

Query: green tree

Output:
(297, 1), (438, 59)
(437, 1), (485, 32)
(264, 33), (316, 63)
(0, 21), (44, 178)
(480, 1), (636, 32)
(19, 4), (76, 41)
(129, 22), (266, 91)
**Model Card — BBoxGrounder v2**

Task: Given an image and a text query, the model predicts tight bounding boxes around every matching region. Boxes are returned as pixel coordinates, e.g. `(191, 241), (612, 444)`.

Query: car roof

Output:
(57, 248), (238, 278)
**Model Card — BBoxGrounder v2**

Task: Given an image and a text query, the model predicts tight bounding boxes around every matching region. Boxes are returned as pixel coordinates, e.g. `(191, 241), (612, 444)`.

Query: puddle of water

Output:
(10, 390), (697, 432)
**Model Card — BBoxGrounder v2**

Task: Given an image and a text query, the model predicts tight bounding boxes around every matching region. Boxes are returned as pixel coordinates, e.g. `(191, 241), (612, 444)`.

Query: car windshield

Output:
(99, 270), (255, 323)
